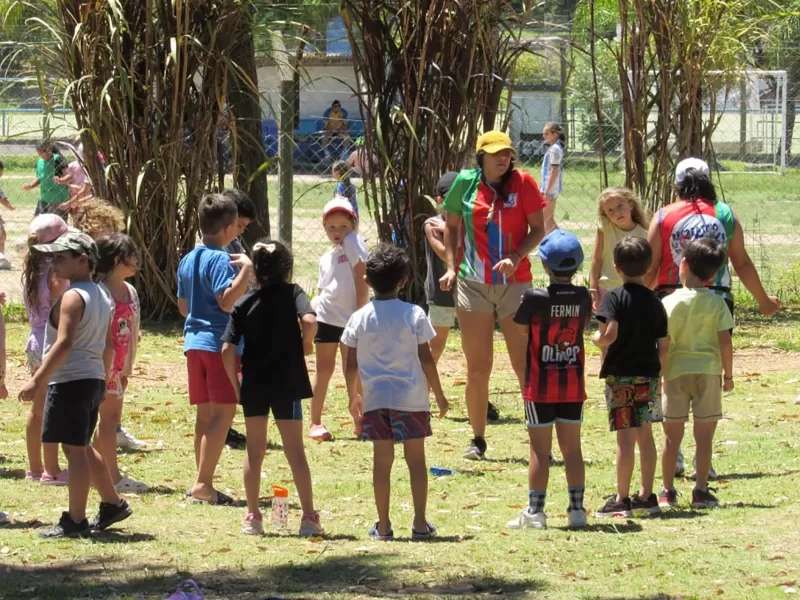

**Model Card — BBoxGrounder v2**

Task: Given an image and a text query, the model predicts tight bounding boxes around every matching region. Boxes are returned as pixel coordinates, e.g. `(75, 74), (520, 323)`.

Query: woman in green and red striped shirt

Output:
(440, 131), (547, 460)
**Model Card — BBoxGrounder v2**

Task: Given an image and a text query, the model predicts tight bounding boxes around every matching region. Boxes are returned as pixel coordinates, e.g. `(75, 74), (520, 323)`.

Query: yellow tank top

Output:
(598, 218), (648, 290)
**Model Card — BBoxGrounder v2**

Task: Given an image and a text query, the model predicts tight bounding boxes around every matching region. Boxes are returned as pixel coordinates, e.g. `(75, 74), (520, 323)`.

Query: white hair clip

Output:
(253, 242), (276, 253)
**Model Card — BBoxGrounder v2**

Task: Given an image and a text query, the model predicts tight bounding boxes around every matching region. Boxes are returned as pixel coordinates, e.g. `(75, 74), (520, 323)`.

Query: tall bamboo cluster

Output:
(24, 0), (253, 316)
(341, 0), (530, 301)
(594, 0), (767, 210)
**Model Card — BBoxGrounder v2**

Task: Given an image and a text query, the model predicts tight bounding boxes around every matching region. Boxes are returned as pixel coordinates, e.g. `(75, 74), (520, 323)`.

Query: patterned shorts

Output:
(361, 409), (432, 442)
(604, 376), (663, 431)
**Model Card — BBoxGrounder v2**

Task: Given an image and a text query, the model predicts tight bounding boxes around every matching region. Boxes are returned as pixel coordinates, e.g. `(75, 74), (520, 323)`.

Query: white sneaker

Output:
(117, 427), (147, 450)
(507, 509), (547, 530)
(115, 475), (150, 493)
(567, 508), (587, 529)
(242, 513), (264, 535)
(0, 511), (8, 524)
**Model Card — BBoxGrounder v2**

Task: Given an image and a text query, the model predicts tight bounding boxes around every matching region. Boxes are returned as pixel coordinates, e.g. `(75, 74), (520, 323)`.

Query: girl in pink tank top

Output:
(94, 233), (145, 493)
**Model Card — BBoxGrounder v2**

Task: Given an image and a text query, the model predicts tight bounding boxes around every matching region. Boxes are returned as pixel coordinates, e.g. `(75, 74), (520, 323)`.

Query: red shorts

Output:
(186, 350), (238, 406)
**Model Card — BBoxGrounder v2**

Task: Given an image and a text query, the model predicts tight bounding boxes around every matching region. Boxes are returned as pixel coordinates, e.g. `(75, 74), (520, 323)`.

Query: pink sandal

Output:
(25, 471), (43, 481)
(40, 470), (69, 486)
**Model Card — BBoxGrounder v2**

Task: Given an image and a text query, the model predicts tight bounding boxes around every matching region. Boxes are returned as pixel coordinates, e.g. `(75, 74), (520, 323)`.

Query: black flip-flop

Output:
(192, 490), (235, 506)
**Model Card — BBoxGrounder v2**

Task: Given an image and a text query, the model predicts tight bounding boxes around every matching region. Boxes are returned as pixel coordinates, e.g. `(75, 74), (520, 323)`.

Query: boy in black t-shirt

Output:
(593, 236), (669, 518)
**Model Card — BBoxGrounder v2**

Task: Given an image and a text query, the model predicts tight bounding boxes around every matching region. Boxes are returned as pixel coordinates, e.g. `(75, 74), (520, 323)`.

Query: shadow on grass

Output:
(717, 469), (800, 481)
(0, 552), (546, 599)
(563, 521), (644, 534)
(90, 531), (157, 544)
(0, 468), (27, 480)
(585, 596), (687, 600)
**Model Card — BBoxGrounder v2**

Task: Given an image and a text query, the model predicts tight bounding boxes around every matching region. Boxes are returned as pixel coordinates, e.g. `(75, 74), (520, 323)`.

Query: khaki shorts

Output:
(428, 304), (456, 328)
(663, 374), (722, 422)
(456, 278), (531, 320)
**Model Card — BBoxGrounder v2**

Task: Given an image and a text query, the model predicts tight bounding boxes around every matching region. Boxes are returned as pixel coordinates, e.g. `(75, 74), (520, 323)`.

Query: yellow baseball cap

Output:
(476, 130), (516, 155)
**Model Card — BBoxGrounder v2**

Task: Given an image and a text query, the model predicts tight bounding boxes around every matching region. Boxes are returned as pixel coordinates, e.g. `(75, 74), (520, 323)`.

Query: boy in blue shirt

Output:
(178, 193), (252, 505)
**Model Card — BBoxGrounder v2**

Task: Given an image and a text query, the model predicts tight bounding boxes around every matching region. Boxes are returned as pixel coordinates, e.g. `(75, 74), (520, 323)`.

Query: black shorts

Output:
(525, 401), (584, 427)
(314, 322), (345, 344)
(240, 380), (305, 420)
(42, 379), (106, 446)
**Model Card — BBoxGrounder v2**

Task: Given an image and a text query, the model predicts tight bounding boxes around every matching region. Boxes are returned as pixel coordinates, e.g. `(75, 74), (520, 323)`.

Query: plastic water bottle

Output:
(271, 485), (289, 530)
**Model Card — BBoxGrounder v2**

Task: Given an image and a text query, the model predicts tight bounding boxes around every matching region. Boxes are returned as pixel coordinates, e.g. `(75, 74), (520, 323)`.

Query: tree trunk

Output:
(229, 1), (270, 244)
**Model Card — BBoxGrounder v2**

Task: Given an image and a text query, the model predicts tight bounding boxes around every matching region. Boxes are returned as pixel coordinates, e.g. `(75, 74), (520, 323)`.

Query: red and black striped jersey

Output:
(513, 284), (591, 403)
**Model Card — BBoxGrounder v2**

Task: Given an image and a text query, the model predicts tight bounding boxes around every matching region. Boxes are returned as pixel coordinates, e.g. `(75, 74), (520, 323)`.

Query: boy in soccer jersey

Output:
(507, 230), (591, 530)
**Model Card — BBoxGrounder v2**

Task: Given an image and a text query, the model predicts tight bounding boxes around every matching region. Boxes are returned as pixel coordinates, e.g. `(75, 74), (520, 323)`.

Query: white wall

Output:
(257, 65), (359, 120)
(508, 91), (560, 143)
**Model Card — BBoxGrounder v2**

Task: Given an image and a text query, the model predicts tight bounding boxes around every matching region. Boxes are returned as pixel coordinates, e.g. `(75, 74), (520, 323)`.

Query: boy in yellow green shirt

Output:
(659, 238), (734, 510)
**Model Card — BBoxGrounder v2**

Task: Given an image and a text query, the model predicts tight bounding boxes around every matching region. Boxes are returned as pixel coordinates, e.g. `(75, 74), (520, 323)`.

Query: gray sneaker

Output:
(690, 456), (718, 481)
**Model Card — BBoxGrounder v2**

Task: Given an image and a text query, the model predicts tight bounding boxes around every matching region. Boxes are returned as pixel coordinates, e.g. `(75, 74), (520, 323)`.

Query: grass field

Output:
(0, 308), (798, 599)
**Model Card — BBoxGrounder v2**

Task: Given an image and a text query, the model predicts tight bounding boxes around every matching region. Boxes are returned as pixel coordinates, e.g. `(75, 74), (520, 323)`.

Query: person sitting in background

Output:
(322, 100), (350, 156)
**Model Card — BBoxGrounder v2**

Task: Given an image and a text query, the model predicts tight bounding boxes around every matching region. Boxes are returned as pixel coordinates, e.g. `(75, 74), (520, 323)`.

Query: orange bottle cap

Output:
(272, 485), (289, 497)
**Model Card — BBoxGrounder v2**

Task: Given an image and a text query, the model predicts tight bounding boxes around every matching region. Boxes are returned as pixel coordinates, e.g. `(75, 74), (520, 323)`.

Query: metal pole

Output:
(278, 77), (295, 247)
(739, 76), (747, 159)
(780, 72), (788, 175)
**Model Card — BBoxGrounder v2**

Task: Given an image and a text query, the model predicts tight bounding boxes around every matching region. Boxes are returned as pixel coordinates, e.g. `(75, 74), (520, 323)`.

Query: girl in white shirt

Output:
(309, 198), (369, 441)
(541, 122), (566, 233)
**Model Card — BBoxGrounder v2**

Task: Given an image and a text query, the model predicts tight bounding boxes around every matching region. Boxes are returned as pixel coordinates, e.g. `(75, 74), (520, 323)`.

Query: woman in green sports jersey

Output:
(439, 131), (547, 461)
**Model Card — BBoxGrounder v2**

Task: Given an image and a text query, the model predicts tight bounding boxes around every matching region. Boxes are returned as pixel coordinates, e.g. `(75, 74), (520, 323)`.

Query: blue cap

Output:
(538, 229), (584, 272)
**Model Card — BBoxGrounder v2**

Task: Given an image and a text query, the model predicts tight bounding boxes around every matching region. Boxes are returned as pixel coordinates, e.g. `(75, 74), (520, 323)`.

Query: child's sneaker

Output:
(595, 496), (632, 518)
(411, 521), (437, 541)
(299, 511), (325, 537)
(691, 487), (719, 509)
(115, 475), (149, 493)
(658, 487), (679, 508)
(242, 512), (264, 535)
(40, 470), (69, 486)
(631, 493), (662, 516)
(0, 511), (8, 524)
(463, 437), (486, 461)
(675, 449), (685, 477)
(567, 507), (587, 529)
(89, 498), (133, 531)
(39, 512), (90, 539)
(116, 427), (148, 450)
(89, 499), (132, 532)
(367, 522), (394, 541)
(689, 456), (718, 481)
(507, 509), (546, 530)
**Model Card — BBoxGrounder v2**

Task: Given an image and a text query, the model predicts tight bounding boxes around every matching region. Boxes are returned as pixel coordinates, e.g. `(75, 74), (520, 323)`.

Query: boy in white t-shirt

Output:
(310, 198), (369, 441)
(342, 244), (449, 541)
